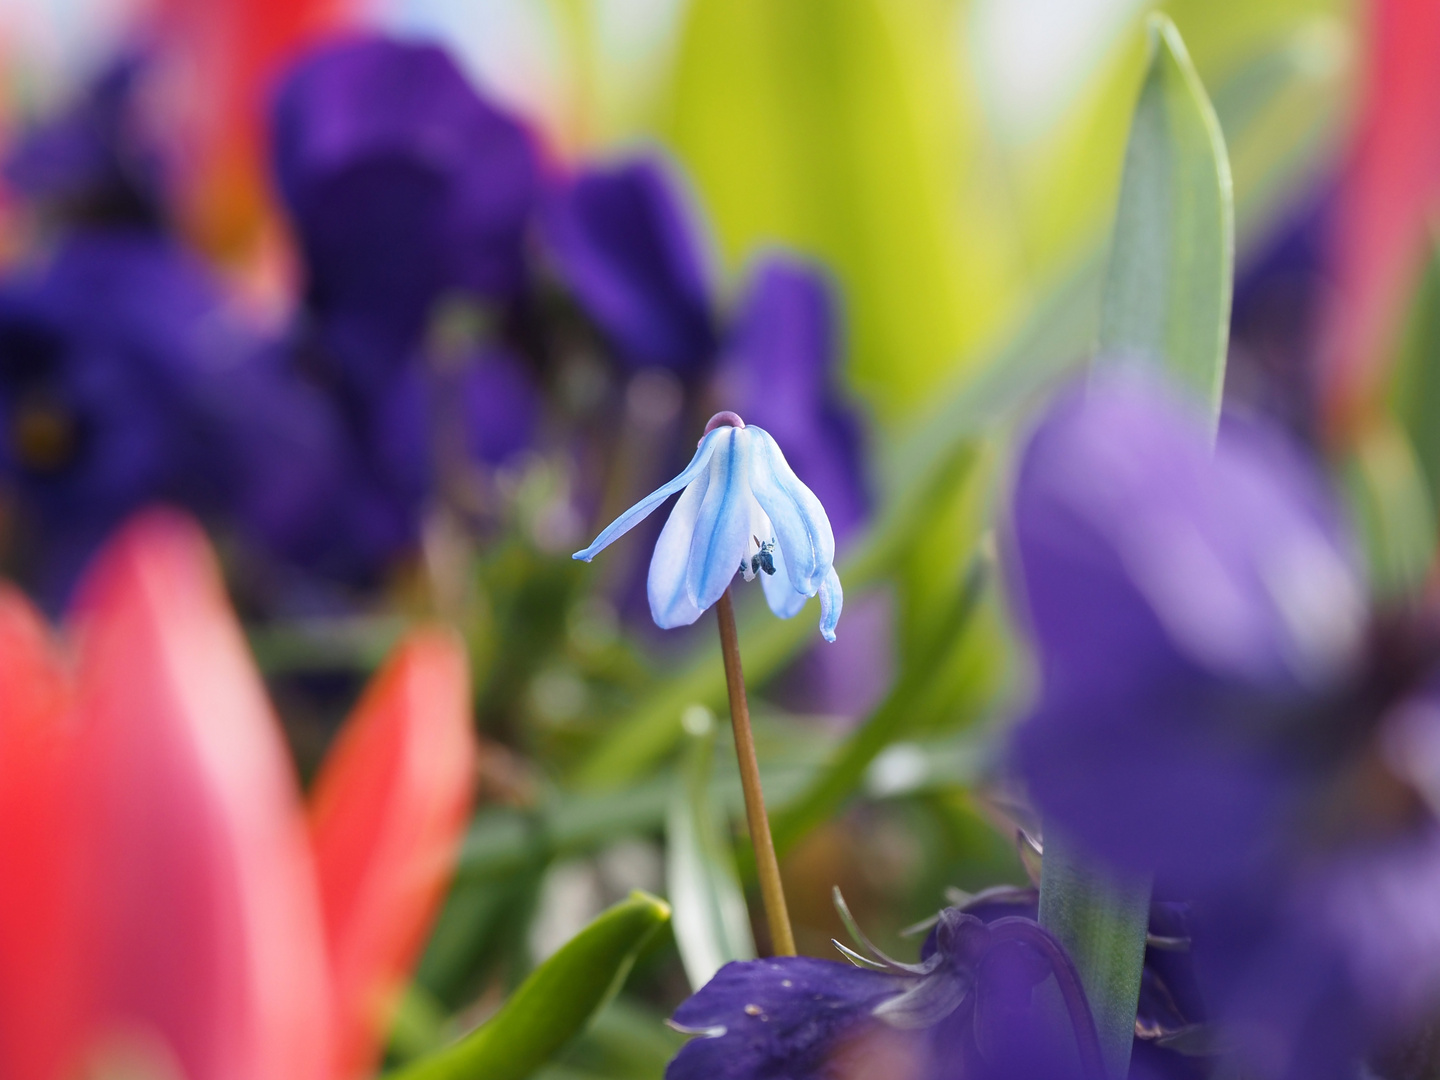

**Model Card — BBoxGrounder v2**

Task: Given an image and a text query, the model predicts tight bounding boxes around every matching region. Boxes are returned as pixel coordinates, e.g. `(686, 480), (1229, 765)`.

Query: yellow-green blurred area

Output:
(521, 0), (1356, 425)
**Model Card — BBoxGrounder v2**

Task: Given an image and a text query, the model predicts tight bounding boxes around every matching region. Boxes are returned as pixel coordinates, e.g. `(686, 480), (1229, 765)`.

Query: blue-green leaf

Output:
(1098, 13), (1235, 424)
(387, 892), (670, 1080)
(665, 706), (756, 989)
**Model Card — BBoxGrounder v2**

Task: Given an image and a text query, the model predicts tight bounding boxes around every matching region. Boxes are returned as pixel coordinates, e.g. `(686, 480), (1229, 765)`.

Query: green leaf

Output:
(1043, 19), (1233, 1076)
(388, 892), (671, 1080)
(665, 707), (756, 990)
(1038, 832), (1152, 1079)
(767, 557), (990, 858)
(1098, 13), (1235, 424)
(659, 0), (1026, 421)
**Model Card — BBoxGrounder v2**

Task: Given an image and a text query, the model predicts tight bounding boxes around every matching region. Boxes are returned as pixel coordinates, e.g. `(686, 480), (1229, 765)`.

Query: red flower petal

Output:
(1322, 0), (1440, 435)
(309, 628), (475, 1079)
(0, 589), (83, 1080)
(68, 509), (336, 1080)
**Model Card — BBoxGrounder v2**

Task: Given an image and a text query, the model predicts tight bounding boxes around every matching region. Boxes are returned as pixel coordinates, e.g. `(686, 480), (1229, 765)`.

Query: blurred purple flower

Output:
(4, 53), (166, 229)
(272, 34), (539, 381)
(0, 232), (342, 603)
(724, 257), (869, 541)
(461, 347), (540, 466)
(1007, 371), (1440, 1078)
(667, 895), (1104, 1080)
(544, 156), (717, 375)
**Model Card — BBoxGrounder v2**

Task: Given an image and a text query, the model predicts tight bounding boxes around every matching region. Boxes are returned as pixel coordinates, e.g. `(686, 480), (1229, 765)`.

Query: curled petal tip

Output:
(818, 566), (843, 642)
(572, 552), (590, 562)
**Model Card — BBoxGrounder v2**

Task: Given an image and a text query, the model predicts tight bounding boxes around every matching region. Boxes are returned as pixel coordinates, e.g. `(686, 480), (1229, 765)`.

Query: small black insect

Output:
(751, 537), (777, 577)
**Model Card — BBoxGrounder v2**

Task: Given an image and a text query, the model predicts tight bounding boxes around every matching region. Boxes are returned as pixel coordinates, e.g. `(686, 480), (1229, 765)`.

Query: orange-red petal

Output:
(309, 628), (475, 1079)
(67, 509), (336, 1080)
(0, 588), (82, 1080)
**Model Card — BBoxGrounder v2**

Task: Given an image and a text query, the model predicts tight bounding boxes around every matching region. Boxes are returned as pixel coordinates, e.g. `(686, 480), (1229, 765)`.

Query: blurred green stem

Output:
(1038, 830), (1150, 1078)
(715, 589), (796, 956)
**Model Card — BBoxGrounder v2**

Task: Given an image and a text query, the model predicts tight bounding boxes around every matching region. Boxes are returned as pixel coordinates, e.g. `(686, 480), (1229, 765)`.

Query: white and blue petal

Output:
(744, 427), (835, 596)
(572, 427), (724, 562)
(760, 537), (809, 620)
(686, 427), (755, 612)
(648, 465), (710, 628)
(817, 566), (843, 643)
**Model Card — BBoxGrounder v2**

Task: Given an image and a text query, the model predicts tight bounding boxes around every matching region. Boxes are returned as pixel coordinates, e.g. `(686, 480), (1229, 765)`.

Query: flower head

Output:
(574, 413), (843, 640)
(666, 891), (1103, 1080)
(1007, 371), (1440, 1078)
(272, 34), (538, 373)
(0, 510), (475, 1080)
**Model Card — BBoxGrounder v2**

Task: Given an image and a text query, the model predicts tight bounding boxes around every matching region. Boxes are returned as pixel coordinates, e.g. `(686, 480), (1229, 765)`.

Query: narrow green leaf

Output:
(1038, 832), (1151, 1079)
(767, 557), (989, 858)
(1098, 13), (1235, 424)
(665, 707), (756, 990)
(388, 892), (671, 1080)
(1342, 420), (1437, 600)
(1045, 18), (1233, 1075)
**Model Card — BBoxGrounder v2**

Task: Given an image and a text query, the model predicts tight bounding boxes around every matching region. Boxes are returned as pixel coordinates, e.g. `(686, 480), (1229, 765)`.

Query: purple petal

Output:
(666, 957), (910, 1080)
(544, 155), (716, 374)
(272, 34), (537, 345)
(724, 257), (869, 540)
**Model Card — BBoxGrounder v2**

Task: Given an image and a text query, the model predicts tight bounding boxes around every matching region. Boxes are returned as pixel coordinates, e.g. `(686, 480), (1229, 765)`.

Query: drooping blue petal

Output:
(818, 566), (843, 643)
(760, 538), (809, 619)
(686, 427), (755, 611)
(573, 428), (723, 562)
(649, 467), (710, 628)
(744, 426), (835, 596)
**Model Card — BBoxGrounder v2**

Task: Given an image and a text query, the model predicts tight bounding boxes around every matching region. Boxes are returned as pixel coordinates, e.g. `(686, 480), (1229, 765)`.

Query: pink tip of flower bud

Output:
(700, 411), (745, 446)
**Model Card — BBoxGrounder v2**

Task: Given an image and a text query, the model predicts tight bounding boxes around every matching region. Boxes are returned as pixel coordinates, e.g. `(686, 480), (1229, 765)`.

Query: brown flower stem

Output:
(715, 588), (796, 956)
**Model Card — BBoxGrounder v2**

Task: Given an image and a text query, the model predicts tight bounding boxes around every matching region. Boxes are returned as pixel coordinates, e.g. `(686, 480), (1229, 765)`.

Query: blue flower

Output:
(666, 893), (1104, 1080)
(573, 414), (843, 641)
(1007, 371), (1440, 1079)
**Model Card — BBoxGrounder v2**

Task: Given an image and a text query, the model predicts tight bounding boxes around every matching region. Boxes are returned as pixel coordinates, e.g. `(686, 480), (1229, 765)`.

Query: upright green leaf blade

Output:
(665, 707), (756, 990)
(1099, 13), (1235, 422)
(388, 892), (671, 1080)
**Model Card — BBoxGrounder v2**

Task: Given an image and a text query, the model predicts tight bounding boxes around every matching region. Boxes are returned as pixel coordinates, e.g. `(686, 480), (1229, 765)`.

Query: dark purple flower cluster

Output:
(0, 34), (868, 610)
(1008, 371), (1440, 1079)
(667, 889), (1108, 1080)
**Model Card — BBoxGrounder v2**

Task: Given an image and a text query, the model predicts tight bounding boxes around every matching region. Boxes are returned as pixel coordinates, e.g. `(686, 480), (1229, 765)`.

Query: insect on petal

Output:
(745, 427), (835, 596)
(574, 427), (724, 562)
(760, 540), (809, 620)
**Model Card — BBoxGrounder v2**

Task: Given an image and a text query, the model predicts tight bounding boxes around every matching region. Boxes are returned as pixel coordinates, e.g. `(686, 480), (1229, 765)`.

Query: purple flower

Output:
(723, 257), (869, 541)
(0, 232), (340, 603)
(1007, 371), (1440, 1078)
(460, 347), (540, 466)
(4, 53), (166, 229)
(544, 155), (717, 375)
(272, 34), (538, 373)
(667, 895), (1105, 1080)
